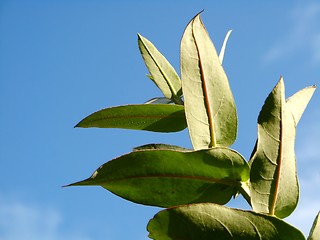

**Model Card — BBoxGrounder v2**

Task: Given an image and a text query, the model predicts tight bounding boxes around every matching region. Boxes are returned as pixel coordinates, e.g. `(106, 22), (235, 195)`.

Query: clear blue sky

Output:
(1, 1), (319, 239)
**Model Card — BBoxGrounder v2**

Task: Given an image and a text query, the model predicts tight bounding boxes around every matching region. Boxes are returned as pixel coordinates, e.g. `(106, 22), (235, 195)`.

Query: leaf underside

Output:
(308, 211), (320, 240)
(286, 85), (316, 125)
(138, 34), (183, 104)
(70, 12), (319, 239)
(75, 104), (187, 133)
(147, 203), (305, 240)
(250, 78), (298, 218)
(133, 143), (191, 152)
(181, 13), (237, 150)
(249, 85), (316, 163)
(145, 97), (172, 104)
(67, 147), (249, 207)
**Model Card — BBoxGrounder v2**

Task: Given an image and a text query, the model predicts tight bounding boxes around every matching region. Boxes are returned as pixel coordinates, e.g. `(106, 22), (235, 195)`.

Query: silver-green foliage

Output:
(68, 12), (318, 240)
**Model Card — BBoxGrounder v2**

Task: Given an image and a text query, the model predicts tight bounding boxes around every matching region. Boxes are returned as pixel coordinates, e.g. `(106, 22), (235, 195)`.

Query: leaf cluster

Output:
(67, 13), (319, 240)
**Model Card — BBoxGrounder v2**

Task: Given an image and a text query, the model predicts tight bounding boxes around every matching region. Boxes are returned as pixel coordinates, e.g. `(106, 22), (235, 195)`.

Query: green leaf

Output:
(145, 97), (172, 104)
(147, 203), (305, 240)
(67, 147), (249, 207)
(138, 34), (183, 105)
(308, 211), (320, 240)
(133, 143), (191, 152)
(75, 104), (187, 133)
(250, 78), (298, 218)
(249, 85), (315, 164)
(180, 13), (237, 149)
(219, 30), (232, 64)
(286, 85), (316, 125)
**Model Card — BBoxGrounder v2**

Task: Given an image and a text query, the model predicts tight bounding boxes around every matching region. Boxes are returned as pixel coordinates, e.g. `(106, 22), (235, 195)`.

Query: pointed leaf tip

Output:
(287, 85), (316, 125)
(181, 13), (237, 149)
(75, 104), (187, 133)
(219, 30), (232, 64)
(68, 148), (249, 208)
(138, 34), (183, 104)
(250, 77), (299, 218)
(308, 211), (320, 240)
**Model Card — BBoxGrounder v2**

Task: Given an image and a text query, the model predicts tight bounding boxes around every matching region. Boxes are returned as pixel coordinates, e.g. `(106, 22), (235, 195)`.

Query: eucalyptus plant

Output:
(67, 13), (319, 240)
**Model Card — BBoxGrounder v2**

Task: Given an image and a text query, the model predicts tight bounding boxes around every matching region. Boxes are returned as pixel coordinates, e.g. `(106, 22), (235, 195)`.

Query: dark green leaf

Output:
(147, 203), (305, 240)
(75, 104), (186, 133)
(250, 78), (298, 218)
(181, 13), (237, 149)
(308, 211), (320, 240)
(138, 34), (183, 104)
(67, 147), (249, 207)
(133, 143), (191, 152)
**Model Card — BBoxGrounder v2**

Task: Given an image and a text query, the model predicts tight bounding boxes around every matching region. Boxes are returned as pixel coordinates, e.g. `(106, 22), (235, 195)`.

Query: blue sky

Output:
(0, 1), (319, 239)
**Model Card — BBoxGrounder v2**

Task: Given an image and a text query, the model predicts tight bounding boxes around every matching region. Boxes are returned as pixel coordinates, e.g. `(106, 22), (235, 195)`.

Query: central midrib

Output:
(192, 20), (216, 148)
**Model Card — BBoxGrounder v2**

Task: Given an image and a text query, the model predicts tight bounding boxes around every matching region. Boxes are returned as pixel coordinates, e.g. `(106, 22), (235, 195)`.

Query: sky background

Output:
(1, 1), (320, 239)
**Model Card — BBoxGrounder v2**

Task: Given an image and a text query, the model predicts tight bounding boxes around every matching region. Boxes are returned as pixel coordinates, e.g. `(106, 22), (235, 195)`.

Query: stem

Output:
(239, 181), (252, 207)
(172, 95), (184, 105)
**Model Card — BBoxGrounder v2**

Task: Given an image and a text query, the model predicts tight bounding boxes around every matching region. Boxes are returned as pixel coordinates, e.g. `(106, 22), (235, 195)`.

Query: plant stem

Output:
(239, 181), (251, 207)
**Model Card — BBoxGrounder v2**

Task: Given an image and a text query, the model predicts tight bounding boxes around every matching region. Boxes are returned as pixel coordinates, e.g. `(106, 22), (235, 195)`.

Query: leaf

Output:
(219, 30), (232, 64)
(67, 147), (249, 207)
(138, 34), (183, 104)
(180, 13), (237, 149)
(133, 143), (191, 152)
(249, 85), (315, 164)
(147, 203), (305, 240)
(308, 211), (320, 240)
(250, 78), (298, 218)
(286, 85), (316, 125)
(75, 104), (187, 133)
(145, 97), (172, 104)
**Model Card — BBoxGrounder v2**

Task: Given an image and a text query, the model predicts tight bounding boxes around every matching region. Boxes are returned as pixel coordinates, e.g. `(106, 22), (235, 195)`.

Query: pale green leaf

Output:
(219, 30), (232, 64)
(308, 211), (320, 240)
(67, 147), (249, 207)
(75, 104), (186, 133)
(249, 85), (316, 164)
(138, 34), (183, 104)
(147, 203), (305, 240)
(181, 13), (237, 149)
(250, 78), (298, 218)
(286, 85), (316, 125)
(145, 97), (172, 104)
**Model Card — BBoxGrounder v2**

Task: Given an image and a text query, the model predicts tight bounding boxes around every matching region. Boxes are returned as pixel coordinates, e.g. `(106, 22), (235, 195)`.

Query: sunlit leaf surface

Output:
(75, 104), (186, 133)
(138, 34), (183, 104)
(148, 203), (305, 240)
(67, 147), (249, 207)
(250, 78), (298, 218)
(181, 13), (237, 149)
(219, 30), (232, 64)
(249, 85), (315, 163)
(308, 211), (320, 240)
(286, 85), (316, 125)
